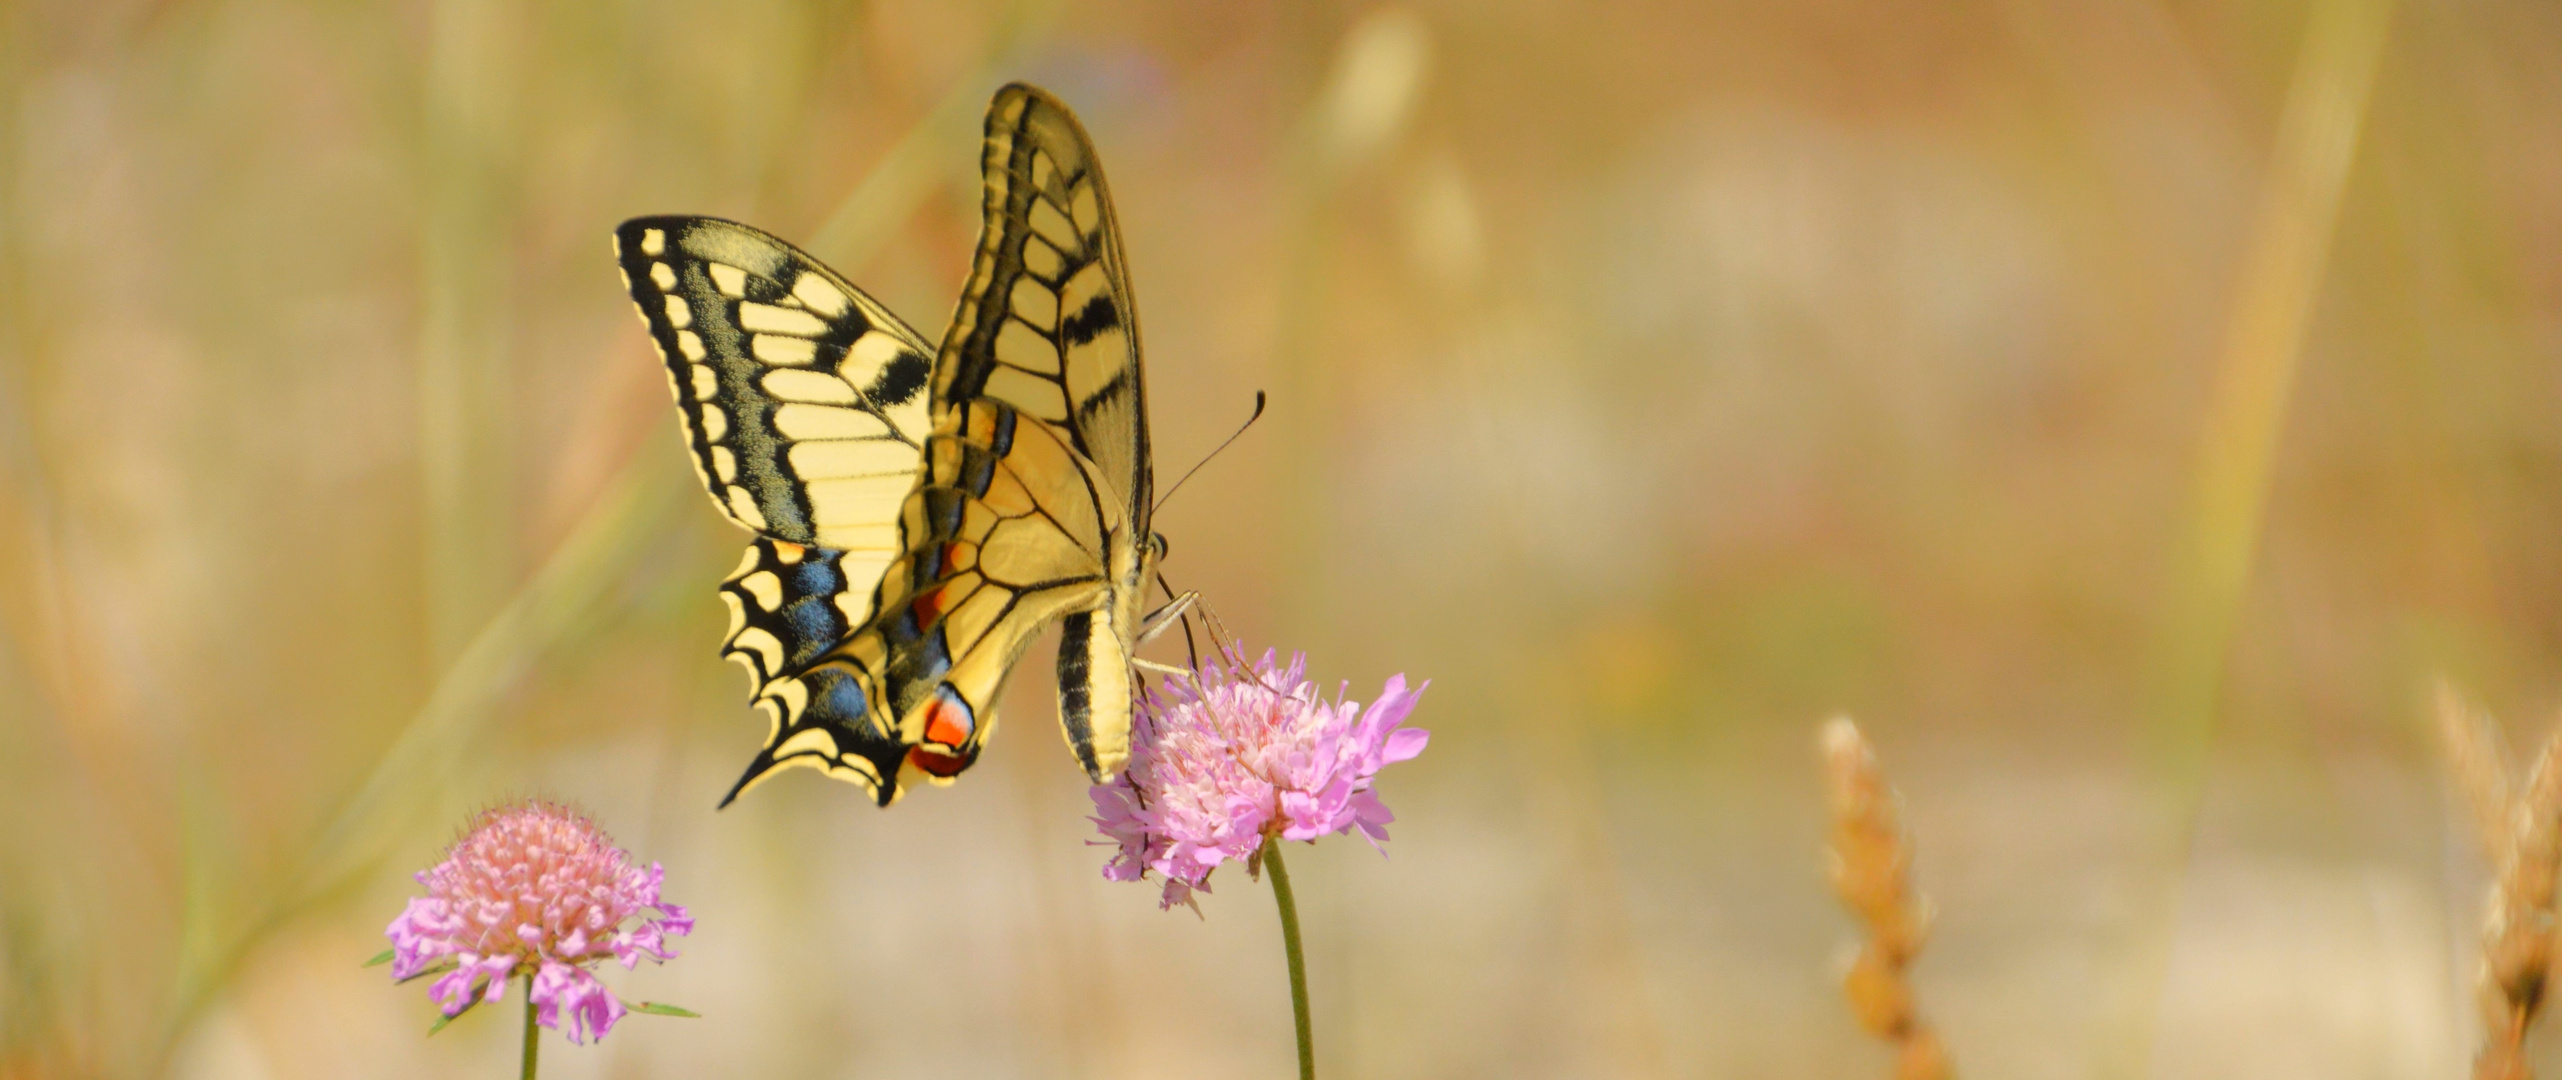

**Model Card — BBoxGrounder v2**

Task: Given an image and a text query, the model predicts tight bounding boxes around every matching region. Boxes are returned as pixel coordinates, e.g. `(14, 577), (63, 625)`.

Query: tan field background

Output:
(6, 0), (2562, 1077)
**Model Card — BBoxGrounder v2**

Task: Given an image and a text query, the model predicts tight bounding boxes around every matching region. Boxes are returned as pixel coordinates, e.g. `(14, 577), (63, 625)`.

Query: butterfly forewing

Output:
(615, 216), (936, 556)
(938, 85), (1153, 538)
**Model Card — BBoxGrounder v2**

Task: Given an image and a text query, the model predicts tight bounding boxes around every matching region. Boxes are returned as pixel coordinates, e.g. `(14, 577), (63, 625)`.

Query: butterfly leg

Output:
(1136, 592), (1198, 646)
(1132, 657), (1191, 677)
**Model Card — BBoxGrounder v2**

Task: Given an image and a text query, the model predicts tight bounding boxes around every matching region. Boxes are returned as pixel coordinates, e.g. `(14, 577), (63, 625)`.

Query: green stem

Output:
(520, 972), (538, 1080)
(1265, 844), (1315, 1080)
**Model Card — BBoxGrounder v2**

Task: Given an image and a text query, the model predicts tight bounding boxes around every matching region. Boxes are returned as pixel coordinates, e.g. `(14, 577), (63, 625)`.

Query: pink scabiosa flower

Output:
(1091, 646), (1430, 909)
(382, 800), (693, 1048)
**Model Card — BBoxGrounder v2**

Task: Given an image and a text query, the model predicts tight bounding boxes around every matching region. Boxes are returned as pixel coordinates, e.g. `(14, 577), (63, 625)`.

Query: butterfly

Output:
(614, 83), (1191, 808)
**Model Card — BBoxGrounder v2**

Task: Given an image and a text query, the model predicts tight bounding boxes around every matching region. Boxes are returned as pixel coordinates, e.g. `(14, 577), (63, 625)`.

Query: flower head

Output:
(384, 800), (691, 1044)
(1092, 646), (1429, 909)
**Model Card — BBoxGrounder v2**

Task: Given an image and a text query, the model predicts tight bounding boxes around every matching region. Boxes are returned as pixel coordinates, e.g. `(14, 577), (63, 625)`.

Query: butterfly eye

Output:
(1153, 533), (1171, 560)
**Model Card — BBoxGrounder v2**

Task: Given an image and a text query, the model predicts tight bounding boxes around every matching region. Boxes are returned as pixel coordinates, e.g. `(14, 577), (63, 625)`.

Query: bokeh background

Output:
(5, 0), (2561, 1076)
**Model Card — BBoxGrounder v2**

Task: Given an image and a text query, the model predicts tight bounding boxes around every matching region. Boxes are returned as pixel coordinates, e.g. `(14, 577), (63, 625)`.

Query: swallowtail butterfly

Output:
(616, 84), (1183, 807)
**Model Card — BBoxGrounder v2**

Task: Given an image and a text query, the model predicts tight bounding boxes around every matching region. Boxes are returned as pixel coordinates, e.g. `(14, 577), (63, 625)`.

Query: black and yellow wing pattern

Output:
(625, 84), (1170, 808)
(890, 81), (1159, 782)
(614, 216), (940, 794)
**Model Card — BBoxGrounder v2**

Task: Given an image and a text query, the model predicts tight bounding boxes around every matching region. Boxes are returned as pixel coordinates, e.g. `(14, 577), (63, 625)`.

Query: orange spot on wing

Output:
(910, 583), (951, 626)
(922, 690), (975, 747)
(909, 688), (977, 779)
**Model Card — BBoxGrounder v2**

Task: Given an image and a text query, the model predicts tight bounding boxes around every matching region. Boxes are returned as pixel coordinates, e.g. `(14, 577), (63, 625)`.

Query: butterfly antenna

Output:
(1153, 391), (1265, 515)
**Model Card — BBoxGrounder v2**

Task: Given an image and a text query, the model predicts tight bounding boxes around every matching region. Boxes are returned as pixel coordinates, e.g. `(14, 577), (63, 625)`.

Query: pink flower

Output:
(1092, 646), (1430, 909)
(385, 800), (691, 1044)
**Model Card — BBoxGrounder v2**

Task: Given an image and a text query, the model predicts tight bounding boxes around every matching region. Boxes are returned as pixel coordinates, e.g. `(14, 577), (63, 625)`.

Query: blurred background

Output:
(4, 0), (2560, 1076)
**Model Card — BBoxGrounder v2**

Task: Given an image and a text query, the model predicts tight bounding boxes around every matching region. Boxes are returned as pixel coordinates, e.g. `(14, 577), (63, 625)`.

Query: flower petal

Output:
(656, 903), (695, 936)
(530, 960), (575, 1031)
(427, 964), (479, 1017)
(476, 956), (515, 1004)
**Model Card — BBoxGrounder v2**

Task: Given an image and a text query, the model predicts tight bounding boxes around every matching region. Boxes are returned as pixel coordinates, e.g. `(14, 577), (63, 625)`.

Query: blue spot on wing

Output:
(802, 665), (871, 730)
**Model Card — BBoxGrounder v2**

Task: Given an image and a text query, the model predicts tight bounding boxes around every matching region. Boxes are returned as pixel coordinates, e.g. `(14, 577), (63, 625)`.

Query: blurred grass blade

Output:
(362, 948), (394, 969)
(630, 1001), (700, 1018)
(2110, 0), (2398, 1073)
(397, 960), (460, 986)
(418, 0), (522, 665)
(804, 81), (989, 267)
(295, 453), (681, 899)
(803, 0), (1054, 267)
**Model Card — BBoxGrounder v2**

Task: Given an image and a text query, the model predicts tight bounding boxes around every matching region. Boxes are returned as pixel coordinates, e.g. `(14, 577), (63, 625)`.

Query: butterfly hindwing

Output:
(733, 398), (1125, 805)
(717, 539), (856, 694)
(615, 216), (936, 558)
(713, 538), (913, 803)
(882, 400), (1123, 774)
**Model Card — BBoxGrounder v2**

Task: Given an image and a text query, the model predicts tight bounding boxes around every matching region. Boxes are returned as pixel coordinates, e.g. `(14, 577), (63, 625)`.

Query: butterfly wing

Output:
(711, 537), (916, 799)
(938, 84), (1152, 536)
(937, 84), (1158, 778)
(910, 83), (1157, 785)
(614, 215), (936, 560)
(616, 216), (942, 800)
(724, 84), (1160, 805)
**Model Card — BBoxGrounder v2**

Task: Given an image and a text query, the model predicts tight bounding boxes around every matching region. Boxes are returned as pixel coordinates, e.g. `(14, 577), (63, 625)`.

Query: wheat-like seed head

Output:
(1822, 718), (1952, 1080)
(2440, 685), (2562, 1080)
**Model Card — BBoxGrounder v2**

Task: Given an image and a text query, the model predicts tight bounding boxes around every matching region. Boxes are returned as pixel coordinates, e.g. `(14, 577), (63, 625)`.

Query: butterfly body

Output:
(616, 84), (1171, 807)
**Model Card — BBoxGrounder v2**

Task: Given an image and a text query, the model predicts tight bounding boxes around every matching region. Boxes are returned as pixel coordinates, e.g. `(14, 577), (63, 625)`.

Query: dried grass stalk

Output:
(1822, 718), (1953, 1080)
(2439, 688), (2562, 1080)
(2441, 682), (2518, 860)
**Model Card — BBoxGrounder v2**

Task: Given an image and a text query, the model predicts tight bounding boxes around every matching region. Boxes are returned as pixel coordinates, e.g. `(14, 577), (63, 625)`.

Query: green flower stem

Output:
(1265, 844), (1315, 1080)
(520, 972), (539, 1080)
